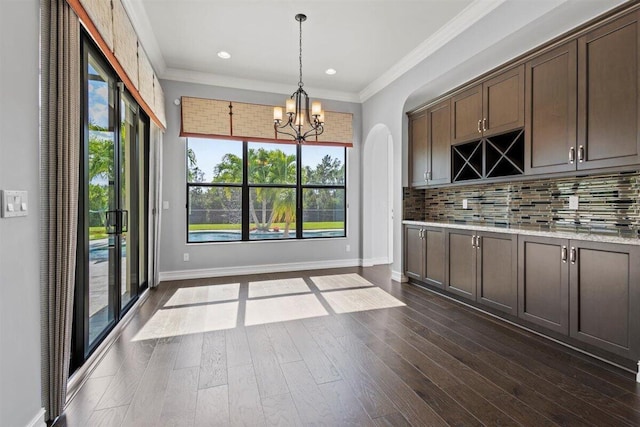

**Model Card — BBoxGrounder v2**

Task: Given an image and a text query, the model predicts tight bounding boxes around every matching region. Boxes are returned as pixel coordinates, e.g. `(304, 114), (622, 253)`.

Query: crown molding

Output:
(358, 0), (508, 102)
(121, 0), (167, 75)
(161, 67), (362, 103)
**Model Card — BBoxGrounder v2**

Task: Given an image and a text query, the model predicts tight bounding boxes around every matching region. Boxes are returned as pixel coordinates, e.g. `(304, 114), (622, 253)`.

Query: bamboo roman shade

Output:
(180, 96), (354, 147)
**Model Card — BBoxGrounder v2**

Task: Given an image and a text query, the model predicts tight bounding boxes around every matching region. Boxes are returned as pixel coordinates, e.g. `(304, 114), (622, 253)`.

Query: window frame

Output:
(185, 139), (347, 243)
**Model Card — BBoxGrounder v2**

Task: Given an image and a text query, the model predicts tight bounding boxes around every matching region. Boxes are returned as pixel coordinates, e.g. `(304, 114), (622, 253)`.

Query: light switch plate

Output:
(462, 199), (468, 209)
(1, 190), (28, 218)
(569, 195), (579, 210)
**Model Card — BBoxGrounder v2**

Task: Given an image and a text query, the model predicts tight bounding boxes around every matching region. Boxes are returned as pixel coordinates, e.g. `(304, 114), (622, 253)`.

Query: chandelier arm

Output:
(274, 126), (300, 141)
(301, 124), (324, 141)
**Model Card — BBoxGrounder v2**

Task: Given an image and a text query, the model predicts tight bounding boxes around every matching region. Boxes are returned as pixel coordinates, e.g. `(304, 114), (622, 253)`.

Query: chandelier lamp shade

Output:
(274, 13), (325, 143)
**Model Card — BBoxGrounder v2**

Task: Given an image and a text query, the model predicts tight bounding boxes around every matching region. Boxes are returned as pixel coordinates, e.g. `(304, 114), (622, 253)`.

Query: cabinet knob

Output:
(569, 147), (575, 164)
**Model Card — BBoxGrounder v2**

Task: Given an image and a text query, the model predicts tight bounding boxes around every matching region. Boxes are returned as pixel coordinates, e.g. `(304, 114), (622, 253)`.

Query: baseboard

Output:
(159, 258), (362, 281)
(361, 257), (389, 267)
(26, 408), (45, 427)
(391, 270), (408, 283)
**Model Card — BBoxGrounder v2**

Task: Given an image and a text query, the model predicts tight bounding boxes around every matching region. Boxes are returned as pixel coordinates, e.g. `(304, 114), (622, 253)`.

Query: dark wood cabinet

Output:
(518, 235), (570, 334)
(569, 241), (640, 359)
(525, 41), (577, 175)
(409, 112), (429, 187)
(404, 225), (445, 289)
(445, 229), (517, 313)
(409, 100), (451, 187)
(578, 11), (640, 170)
(452, 66), (524, 144)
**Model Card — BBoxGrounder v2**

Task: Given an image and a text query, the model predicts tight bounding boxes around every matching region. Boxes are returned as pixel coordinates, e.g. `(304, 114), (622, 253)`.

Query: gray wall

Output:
(159, 80), (362, 276)
(361, 0), (626, 279)
(0, 0), (44, 426)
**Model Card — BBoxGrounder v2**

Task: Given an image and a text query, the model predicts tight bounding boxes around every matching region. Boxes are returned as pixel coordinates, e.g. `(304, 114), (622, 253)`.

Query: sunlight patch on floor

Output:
(164, 283), (240, 307)
(245, 294), (329, 326)
(310, 273), (375, 290)
(132, 301), (239, 341)
(248, 278), (310, 298)
(321, 287), (405, 314)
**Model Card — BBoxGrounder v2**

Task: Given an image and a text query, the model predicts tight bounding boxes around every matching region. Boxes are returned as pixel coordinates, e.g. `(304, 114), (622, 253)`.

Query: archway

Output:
(362, 124), (394, 266)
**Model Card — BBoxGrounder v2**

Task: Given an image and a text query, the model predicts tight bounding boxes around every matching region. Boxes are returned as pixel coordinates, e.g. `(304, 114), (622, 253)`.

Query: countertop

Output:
(402, 220), (640, 245)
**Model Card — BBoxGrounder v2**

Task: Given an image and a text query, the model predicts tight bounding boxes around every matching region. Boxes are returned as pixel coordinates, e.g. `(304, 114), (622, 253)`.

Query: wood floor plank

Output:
(307, 322), (397, 419)
(85, 405), (129, 427)
(121, 336), (181, 427)
(261, 393), (304, 427)
(245, 324), (289, 398)
(318, 379), (373, 426)
(228, 364), (266, 426)
(279, 361), (337, 426)
(264, 322), (302, 364)
(225, 326), (253, 368)
(199, 330), (227, 389)
(159, 366), (199, 426)
(372, 412), (411, 427)
(335, 335), (448, 426)
(194, 385), (229, 427)
(174, 332), (203, 370)
(56, 376), (113, 427)
(284, 320), (341, 384)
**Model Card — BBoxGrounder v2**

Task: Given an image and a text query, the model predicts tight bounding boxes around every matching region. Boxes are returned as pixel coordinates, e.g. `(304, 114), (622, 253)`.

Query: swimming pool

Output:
(188, 229), (345, 242)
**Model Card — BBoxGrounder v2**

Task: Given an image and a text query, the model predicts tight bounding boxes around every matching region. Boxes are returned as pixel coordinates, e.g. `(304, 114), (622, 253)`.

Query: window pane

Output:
(187, 138), (243, 184)
(249, 187), (297, 240)
(303, 188), (345, 238)
(301, 145), (345, 185)
(188, 186), (242, 242)
(248, 143), (297, 185)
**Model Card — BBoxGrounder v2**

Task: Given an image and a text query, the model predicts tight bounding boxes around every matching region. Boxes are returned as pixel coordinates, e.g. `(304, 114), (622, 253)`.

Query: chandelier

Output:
(273, 14), (325, 143)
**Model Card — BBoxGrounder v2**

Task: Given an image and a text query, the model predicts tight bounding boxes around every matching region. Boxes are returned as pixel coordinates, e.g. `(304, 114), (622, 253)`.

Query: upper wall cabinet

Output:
(577, 11), (640, 169)
(409, 99), (452, 187)
(452, 65), (525, 144)
(525, 41), (578, 175)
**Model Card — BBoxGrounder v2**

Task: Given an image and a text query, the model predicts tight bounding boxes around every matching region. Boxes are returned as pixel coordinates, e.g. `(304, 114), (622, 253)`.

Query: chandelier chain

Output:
(298, 16), (303, 88)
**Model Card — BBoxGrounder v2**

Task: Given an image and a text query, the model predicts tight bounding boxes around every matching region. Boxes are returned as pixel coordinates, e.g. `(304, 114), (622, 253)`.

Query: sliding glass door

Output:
(71, 35), (149, 373)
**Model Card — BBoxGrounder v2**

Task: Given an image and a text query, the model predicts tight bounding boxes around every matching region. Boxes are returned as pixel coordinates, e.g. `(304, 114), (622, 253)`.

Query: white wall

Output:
(361, 0), (626, 280)
(0, 0), (44, 426)
(158, 80), (362, 279)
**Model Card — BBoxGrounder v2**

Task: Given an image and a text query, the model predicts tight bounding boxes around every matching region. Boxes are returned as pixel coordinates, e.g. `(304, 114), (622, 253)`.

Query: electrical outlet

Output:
(163, 201), (170, 210)
(183, 253), (190, 262)
(462, 199), (468, 209)
(345, 244), (351, 252)
(569, 195), (579, 210)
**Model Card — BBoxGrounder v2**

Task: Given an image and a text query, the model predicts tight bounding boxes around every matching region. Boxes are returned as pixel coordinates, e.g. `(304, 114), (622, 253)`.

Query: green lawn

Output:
(188, 221), (344, 231)
(89, 226), (108, 240)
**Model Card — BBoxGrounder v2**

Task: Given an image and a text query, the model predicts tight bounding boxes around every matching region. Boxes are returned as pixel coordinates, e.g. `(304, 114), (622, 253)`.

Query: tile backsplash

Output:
(403, 171), (640, 237)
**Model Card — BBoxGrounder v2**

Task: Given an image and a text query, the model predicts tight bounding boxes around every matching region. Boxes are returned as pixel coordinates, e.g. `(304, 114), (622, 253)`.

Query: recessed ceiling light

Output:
(217, 51), (231, 59)
(325, 68), (337, 75)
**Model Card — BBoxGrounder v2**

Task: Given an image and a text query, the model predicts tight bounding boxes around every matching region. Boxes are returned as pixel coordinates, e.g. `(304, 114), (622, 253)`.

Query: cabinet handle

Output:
(471, 235), (476, 248)
(561, 246), (567, 263)
(476, 235), (481, 249)
(578, 145), (584, 163)
(569, 147), (575, 164)
(477, 119), (482, 133)
(427, 171), (432, 181)
(570, 247), (576, 264)
(423, 171), (428, 181)
(482, 118), (487, 132)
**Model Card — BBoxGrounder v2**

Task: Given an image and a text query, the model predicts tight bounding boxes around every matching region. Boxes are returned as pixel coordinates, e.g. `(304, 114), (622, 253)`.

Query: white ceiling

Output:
(123, 0), (626, 103)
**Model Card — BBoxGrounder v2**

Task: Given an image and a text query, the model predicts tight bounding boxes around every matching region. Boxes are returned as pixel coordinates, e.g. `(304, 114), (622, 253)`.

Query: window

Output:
(186, 138), (346, 242)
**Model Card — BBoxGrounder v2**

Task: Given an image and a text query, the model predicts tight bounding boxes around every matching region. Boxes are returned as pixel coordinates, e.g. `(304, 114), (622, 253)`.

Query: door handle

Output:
(570, 247), (577, 264)
(561, 246), (567, 263)
(120, 210), (129, 233)
(105, 210), (118, 235)
(569, 147), (575, 164)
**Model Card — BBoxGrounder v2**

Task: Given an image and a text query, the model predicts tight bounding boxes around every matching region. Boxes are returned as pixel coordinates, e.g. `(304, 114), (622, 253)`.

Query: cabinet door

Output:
(451, 85), (482, 144)
(426, 99), (451, 185)
(483, 65), (525, 137)
(525, 41), (577, 174)
(476, 232), (517, 315)
(569, 241), (640, 359)
(445, 229), (476, 300)
(578, 11), (640, 170)
(518, 236), (569, 334)
(409, 112), (428, 187)
(424, 227), (445, 289)
(404, 226), (425, 280)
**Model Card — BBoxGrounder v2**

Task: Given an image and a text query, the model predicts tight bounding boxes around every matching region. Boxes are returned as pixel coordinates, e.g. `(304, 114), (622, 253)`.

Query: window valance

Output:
(179, 96), (353, 147)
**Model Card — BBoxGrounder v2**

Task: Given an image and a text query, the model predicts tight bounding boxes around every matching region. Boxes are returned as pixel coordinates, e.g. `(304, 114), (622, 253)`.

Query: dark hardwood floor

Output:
(55, 266), (640, 426)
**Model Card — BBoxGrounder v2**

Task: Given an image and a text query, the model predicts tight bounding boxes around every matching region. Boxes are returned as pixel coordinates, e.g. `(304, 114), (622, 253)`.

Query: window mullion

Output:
(242, 141), (249, 241)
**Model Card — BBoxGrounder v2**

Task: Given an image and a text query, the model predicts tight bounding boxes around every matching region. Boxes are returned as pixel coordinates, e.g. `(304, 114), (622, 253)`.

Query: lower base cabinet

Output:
(406, 225), (640, 363)
(445, 229), (517, 315)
